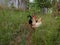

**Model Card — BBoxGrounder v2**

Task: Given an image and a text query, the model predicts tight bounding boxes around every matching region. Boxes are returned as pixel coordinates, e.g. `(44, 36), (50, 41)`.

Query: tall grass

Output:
(0, 8), (60, 45)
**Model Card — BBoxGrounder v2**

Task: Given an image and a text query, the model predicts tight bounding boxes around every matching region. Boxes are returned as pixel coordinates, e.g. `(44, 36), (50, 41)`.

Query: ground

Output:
(0, 8), (60, 45)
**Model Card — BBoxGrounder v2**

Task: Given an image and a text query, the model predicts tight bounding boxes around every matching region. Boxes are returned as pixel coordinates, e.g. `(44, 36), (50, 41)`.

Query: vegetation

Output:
(0, 0), (60, 45)
(0, 8), (60, 45)
(35, 0), (52, 8)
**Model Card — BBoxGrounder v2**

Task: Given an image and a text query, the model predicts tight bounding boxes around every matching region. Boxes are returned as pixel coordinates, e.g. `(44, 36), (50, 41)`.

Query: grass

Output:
(31, 14), (60, 45)
(0, 8), (60, 45)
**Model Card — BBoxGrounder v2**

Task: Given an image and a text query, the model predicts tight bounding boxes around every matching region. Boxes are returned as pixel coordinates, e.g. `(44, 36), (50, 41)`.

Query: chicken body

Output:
(32, 21), (42, 27)
(32, 16), (42, 28)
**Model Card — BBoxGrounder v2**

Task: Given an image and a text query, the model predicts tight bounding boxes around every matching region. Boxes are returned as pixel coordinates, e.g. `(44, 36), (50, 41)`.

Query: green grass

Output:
(0, 8), (60, 45)
(31, 14), (60, 45)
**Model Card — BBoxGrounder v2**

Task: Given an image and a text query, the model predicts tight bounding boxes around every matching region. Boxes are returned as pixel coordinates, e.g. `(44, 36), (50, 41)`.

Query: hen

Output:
(27, 15), (42, 28)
